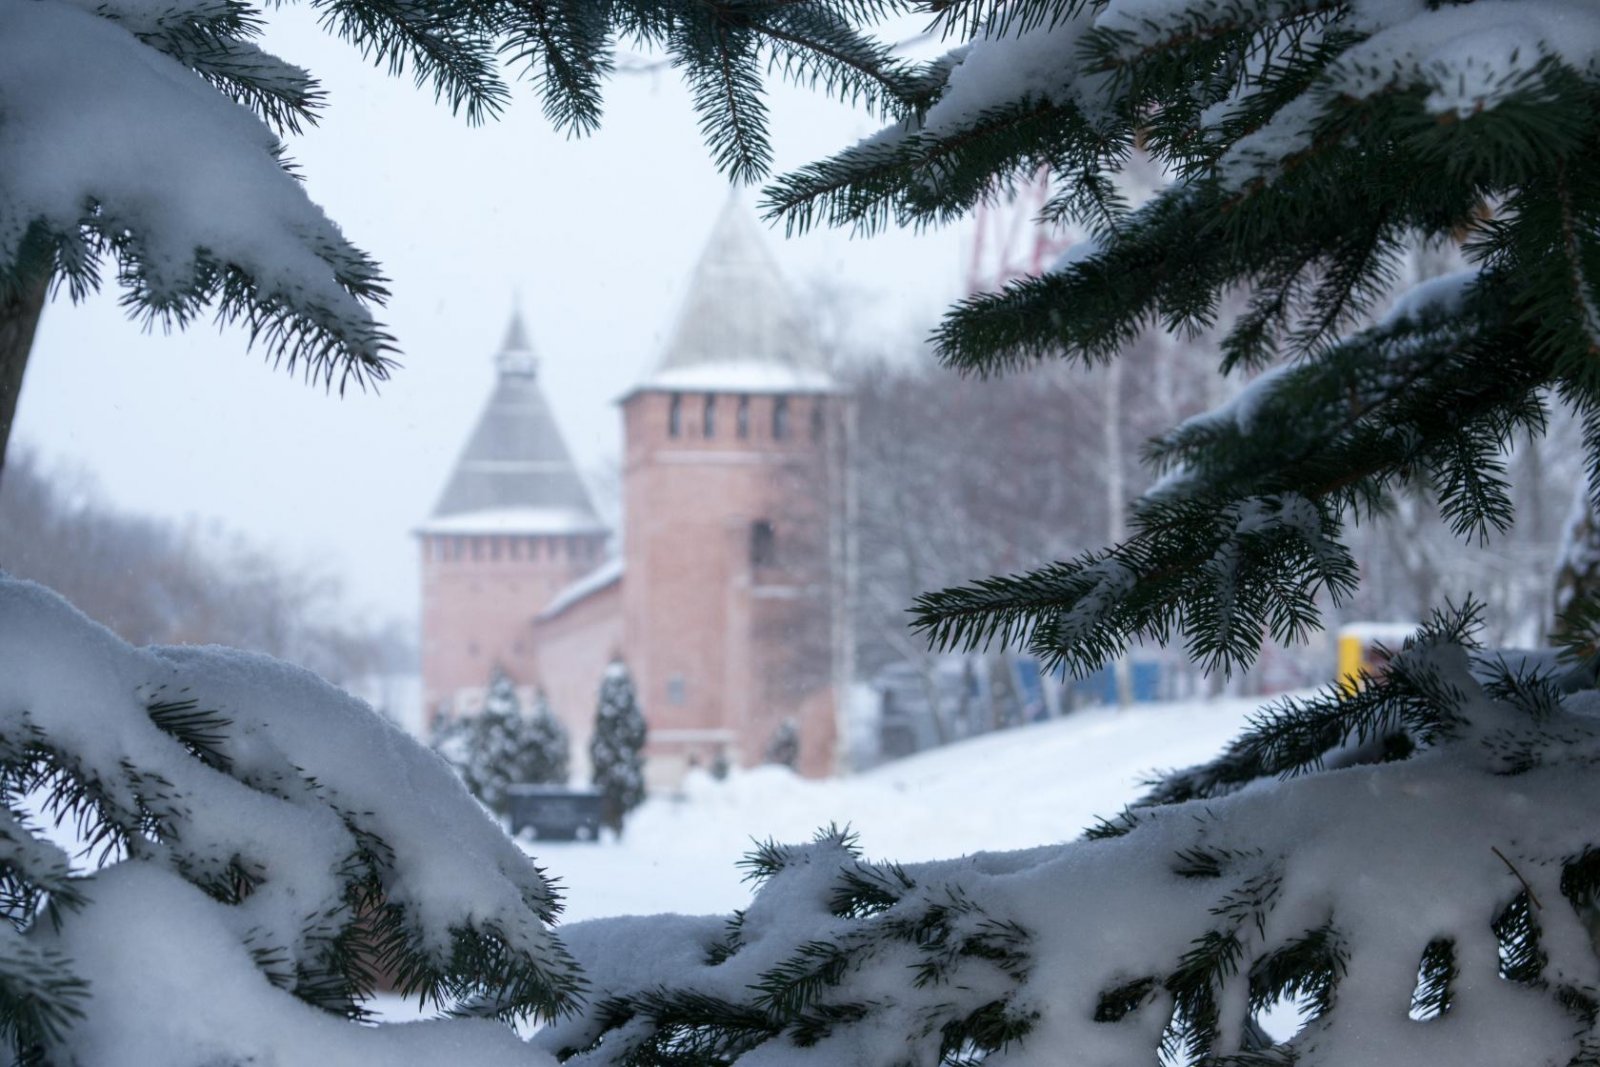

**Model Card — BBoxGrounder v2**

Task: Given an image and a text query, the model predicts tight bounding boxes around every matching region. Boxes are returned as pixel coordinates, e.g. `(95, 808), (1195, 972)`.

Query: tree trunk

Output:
(1102, 359), (1134, 708)
(1554, 478), (1600, 639)
(0, 273), (49, 482)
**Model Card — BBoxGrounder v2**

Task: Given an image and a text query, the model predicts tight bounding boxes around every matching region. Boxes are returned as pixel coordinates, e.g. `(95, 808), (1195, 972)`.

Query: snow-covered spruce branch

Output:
(0, 0), (396, 391)
(1143, 602), (1491, 805)
(543, 615), (1600, 1066)
(911, 265), (1560, 677)
(928, 181), (1495, 381)
(762, 93), (1117, 239)
(0, 577), (581, 1064)
(1139, 269), (1548, 542)
(766, 0), (1600, 398)
(73, 0), (325, 135)
(910, 490), (1356, 677)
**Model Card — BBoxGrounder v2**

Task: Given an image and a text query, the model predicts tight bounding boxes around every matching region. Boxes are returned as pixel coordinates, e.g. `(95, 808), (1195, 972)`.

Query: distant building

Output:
(419, 202), (844, 785)
(417, 314), (609, 724)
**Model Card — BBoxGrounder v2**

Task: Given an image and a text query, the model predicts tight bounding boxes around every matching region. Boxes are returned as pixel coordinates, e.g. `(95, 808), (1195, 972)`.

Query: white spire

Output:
(653, 198), (823, 377)
(496, 303), (537, 377)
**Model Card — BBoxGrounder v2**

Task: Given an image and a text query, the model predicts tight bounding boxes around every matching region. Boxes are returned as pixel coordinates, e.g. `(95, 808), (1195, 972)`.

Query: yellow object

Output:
(1337, 633), (1364, 695)
(1335, 622), (1419, 695)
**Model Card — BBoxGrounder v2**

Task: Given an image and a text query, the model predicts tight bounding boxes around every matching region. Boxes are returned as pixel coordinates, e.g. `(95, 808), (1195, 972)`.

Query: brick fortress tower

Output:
(417, 314), (607, 732)
(618, 201), (844, 781)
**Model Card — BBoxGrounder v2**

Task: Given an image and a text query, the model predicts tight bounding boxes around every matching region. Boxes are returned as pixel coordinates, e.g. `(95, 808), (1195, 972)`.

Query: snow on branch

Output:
(0, 0), (392, 389)
(543, 618), (1600, 1066)
(0, 577), (579, 1062)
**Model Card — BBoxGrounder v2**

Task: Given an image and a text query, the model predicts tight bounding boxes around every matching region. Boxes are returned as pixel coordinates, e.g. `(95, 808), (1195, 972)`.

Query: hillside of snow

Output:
(532, 694), (1271, 924)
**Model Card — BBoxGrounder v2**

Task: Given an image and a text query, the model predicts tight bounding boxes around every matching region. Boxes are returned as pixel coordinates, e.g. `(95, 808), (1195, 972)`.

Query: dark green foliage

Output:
(1248, 924), (1343, 1028)
(574, 987), (779, 1064)
(1172, 844), (1256, 881)
(0, 762), (93, 1058)
(1141, 604), (1486, 804)
(437, 671), (571, 815)
(590, 661), (647, 834)
(1563, 846), (1600, 913)
(291, 818), (582, 1026)
(1553, 592), (1600, 665)
(1083, 806), (1141, 840)
(144, 695), (233, 773)
(752, 0), (1600, 681)
(0, 938), (87, 1061)
(763, 718), (800, 769)
(1161, 857), (1283, 1064)
(1492, 891), (1547, 986)
(527, 688), (573, 784)
(1093, 976), (1157, 1023)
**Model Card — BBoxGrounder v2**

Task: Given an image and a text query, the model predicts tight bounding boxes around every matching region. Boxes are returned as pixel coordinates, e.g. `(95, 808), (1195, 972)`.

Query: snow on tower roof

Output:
(631, 198), (833, 396)
(421, 507), (605, 536)
(421, 309), (606, 536)
(646, 360), (837, 394)
(538, 556), (624, 620)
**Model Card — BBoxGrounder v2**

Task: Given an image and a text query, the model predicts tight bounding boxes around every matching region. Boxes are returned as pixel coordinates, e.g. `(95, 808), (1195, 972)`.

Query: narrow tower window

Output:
(810, 399), (825, 441)
(668, 393), (683, 437)
(737, 395), (750, 439)
(751, 519), (777, 568)
(772, 396), (790, 440)
(703, 394), (717, 438)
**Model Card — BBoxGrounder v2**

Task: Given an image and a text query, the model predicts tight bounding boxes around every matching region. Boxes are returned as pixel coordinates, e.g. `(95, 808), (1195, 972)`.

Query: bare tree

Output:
(843, 328), (1218, 749)
(0, 450), (408, 686)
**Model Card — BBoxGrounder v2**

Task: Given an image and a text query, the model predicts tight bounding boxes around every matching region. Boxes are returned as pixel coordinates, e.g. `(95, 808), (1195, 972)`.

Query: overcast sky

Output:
(14, 9), (972, 624)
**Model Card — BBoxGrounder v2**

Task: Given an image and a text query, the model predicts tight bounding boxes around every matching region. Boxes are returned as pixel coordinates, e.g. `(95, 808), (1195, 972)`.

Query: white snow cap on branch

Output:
(906, 0), (1600, 191)
(0, 0), (389, 378)
(41, 863), (551, 1067)
(542, 636), (1600, 1066)
(0, 577), (574, 1063)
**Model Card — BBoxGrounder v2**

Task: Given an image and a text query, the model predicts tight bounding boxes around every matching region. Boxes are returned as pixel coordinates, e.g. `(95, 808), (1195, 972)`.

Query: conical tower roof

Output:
(637, 198), (834, 394)
(421, 310), (605, 536)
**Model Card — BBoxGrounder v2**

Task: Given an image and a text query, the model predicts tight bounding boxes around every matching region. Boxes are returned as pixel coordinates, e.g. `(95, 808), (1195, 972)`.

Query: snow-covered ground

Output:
(531, 694), (1268, 924)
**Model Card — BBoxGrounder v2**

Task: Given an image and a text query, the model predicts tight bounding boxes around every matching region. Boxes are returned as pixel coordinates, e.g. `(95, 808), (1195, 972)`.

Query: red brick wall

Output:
(621, 388), (838, 781)
(531, 575), (624, 783)
(419, 532), (606, 734)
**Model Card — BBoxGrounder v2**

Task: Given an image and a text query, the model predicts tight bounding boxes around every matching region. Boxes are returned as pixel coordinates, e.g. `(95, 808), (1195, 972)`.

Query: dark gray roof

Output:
(427, 313), (604, 532)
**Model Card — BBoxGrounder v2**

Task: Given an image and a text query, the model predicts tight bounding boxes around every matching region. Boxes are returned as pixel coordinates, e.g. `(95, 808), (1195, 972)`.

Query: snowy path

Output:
(530, 695), (1267, 924)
